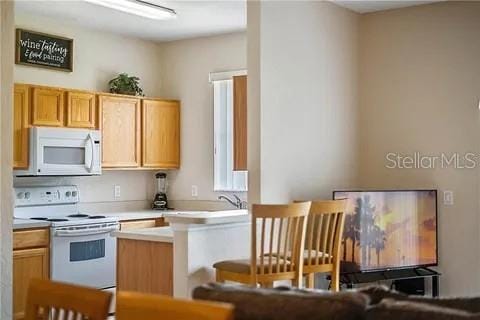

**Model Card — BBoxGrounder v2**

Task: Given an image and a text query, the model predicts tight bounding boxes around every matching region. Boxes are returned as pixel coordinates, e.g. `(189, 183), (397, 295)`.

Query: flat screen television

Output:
(333, 190), (438, 273)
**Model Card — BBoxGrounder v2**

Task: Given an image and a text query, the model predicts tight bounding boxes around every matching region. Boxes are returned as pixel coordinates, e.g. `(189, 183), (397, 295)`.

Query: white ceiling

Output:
(333, 0), (444, 13)
(15, 1), (445, 43)
(15, 0), (246, 42)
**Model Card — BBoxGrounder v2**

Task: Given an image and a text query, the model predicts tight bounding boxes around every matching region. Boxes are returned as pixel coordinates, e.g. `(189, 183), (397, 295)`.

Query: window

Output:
(213, 79), (248, 191)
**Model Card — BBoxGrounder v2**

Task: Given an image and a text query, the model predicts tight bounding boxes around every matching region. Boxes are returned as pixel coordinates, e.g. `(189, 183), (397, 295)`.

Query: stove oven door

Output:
(51, 222), (119, 289)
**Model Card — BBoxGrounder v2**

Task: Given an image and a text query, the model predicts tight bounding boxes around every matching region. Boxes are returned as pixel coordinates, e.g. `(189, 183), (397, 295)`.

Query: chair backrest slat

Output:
(275, 217), (284, 273)
(251, 202), (311, 284)
(281, 217), (289, 272)
(314, 214), (324, 265)
(306, 215), (314, 266)
(24, 278), (112, 320)
(268, 218), (275, 274)
(260, 218), (266, 275)
(321, 213), (331, 264)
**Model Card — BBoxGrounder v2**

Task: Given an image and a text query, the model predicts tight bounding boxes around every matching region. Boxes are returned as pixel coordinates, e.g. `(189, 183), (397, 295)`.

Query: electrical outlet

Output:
(443, 190), (454, 205)
(114, 185), (121, 199)
(191, 185), (198, 197)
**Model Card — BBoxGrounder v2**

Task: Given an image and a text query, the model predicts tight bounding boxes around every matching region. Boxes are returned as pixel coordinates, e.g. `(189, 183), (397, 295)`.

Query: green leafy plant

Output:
(108, 73), (144, 96)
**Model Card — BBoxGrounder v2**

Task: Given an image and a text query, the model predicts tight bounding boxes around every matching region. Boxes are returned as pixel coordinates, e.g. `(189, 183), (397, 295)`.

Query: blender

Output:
(152, 172), (168, 210)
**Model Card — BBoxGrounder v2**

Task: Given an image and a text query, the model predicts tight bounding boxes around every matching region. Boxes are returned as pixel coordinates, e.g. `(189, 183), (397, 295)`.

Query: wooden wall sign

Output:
(16, 29), (73, 72)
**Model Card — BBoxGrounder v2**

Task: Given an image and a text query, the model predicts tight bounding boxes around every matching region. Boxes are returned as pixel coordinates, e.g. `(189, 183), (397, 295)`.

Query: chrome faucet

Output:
(218, 194), (247, 209)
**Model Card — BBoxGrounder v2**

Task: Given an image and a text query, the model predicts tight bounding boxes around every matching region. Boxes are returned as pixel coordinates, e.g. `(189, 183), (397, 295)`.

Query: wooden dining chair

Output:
(24, 278), (112, 320)
(116, 291), (234, 320)
(213, 202), (311, 288)
(299, 200), (346, 291)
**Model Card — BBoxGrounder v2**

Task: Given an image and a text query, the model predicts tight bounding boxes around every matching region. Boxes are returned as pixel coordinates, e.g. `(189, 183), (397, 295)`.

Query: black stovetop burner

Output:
(31, 217), (69, 222)
(88, 215), (106, 219)
(67, 214), (90, 218)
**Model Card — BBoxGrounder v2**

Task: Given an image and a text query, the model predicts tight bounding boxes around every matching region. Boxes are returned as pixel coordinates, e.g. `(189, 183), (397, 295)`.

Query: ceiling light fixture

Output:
(83, 0), (176, 20)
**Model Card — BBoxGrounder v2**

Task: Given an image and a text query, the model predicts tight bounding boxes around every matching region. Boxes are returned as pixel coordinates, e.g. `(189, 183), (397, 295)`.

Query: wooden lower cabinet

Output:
(117, 239), (173, 296)
(13, 247), (49, 320)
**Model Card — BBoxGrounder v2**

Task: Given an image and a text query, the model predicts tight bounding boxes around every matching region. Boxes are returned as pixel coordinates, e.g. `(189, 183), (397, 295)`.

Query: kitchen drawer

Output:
(13, 228), (50, 250)
(120, 218), (166, 231)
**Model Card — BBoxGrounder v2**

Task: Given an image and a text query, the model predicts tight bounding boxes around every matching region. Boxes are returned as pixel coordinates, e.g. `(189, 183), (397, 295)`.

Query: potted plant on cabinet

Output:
(108, 73), (145, 96)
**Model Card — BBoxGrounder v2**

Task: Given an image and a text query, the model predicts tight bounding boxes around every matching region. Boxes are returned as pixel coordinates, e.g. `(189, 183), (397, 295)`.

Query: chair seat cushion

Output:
(265, 250), (331, 265)
(214, 257), (292, 274)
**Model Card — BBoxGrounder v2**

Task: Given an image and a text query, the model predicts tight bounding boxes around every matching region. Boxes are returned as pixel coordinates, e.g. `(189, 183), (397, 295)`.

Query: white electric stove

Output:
(14, 185), (119, 290)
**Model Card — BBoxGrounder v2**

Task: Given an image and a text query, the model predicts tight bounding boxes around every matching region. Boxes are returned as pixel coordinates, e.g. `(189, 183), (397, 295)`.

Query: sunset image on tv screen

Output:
(333, 190), (437, 272)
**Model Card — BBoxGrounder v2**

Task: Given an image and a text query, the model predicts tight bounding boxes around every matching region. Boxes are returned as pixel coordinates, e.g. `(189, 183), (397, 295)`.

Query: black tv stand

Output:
(340, 267), (440, 297)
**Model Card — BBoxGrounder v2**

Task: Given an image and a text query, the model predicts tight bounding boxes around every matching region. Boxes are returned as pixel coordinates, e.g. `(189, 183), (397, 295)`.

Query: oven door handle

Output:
(54, 226), (119, 237)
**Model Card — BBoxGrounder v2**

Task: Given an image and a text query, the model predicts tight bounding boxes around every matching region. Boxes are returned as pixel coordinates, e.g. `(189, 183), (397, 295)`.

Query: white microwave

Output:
(15, 127), (102, 176)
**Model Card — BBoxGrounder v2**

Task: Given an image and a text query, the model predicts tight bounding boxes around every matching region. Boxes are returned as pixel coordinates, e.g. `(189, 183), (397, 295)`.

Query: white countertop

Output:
(13, 209), (249, 230)
(13, 219), (51, 230)
(164, 209), (249, 225)
(101, 210), (168, 221)
(112, 226), (173, 243)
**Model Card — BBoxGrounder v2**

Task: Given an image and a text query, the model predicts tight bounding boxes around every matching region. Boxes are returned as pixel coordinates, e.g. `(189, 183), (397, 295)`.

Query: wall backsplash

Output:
(13, 170), (156, 204)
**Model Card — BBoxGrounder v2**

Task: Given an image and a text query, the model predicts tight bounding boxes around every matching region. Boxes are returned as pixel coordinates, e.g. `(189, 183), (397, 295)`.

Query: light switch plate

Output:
(443, 190), (454, 205)
(114, 185), (121, 199)
(191, 185), (198, 197)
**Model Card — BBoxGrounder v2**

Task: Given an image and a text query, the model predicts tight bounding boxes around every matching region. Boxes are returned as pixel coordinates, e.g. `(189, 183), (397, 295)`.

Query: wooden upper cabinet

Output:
(233, 75), (247, 171)
(142, 100), (180, 168)
(66, 91), (96, 128)
(13, 84), (30, 169)
(31, 87), (64, 126)
(99, 95), (141, 168)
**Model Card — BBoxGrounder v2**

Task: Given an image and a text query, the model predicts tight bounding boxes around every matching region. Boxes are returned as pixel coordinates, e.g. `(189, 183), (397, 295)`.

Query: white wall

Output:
(158, 33), (247, 201)
(359, 2), (480, 296)
(248, 1), (359, 204)
(14, 12), (162, 206)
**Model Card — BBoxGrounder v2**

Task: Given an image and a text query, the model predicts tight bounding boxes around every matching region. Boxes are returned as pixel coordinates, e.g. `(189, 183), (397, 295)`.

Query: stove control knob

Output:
(17, 192), (24, 199)
(65, 191), (71, 197)
(72, 191), (78, 197)
(24, 192), (31, 200)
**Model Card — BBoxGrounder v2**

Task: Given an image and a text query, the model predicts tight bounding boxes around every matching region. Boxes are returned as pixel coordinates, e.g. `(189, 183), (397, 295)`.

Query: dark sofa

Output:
(193, 283), (480, 320)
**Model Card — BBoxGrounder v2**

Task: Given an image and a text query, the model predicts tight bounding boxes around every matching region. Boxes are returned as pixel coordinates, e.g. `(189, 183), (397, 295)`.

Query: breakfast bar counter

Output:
(113, 209), (251, 298)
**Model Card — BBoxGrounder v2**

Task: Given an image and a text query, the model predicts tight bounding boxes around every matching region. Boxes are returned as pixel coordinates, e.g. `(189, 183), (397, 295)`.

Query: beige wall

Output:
(248, 0), (480, 295)
(15, 13), (162, 95)
(247, 2), (261, 205)
(359, 2), (480, 295)
(1, 1), (15, 317)
(158, 32), (247, 201)
(248, 1), (359, 204)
